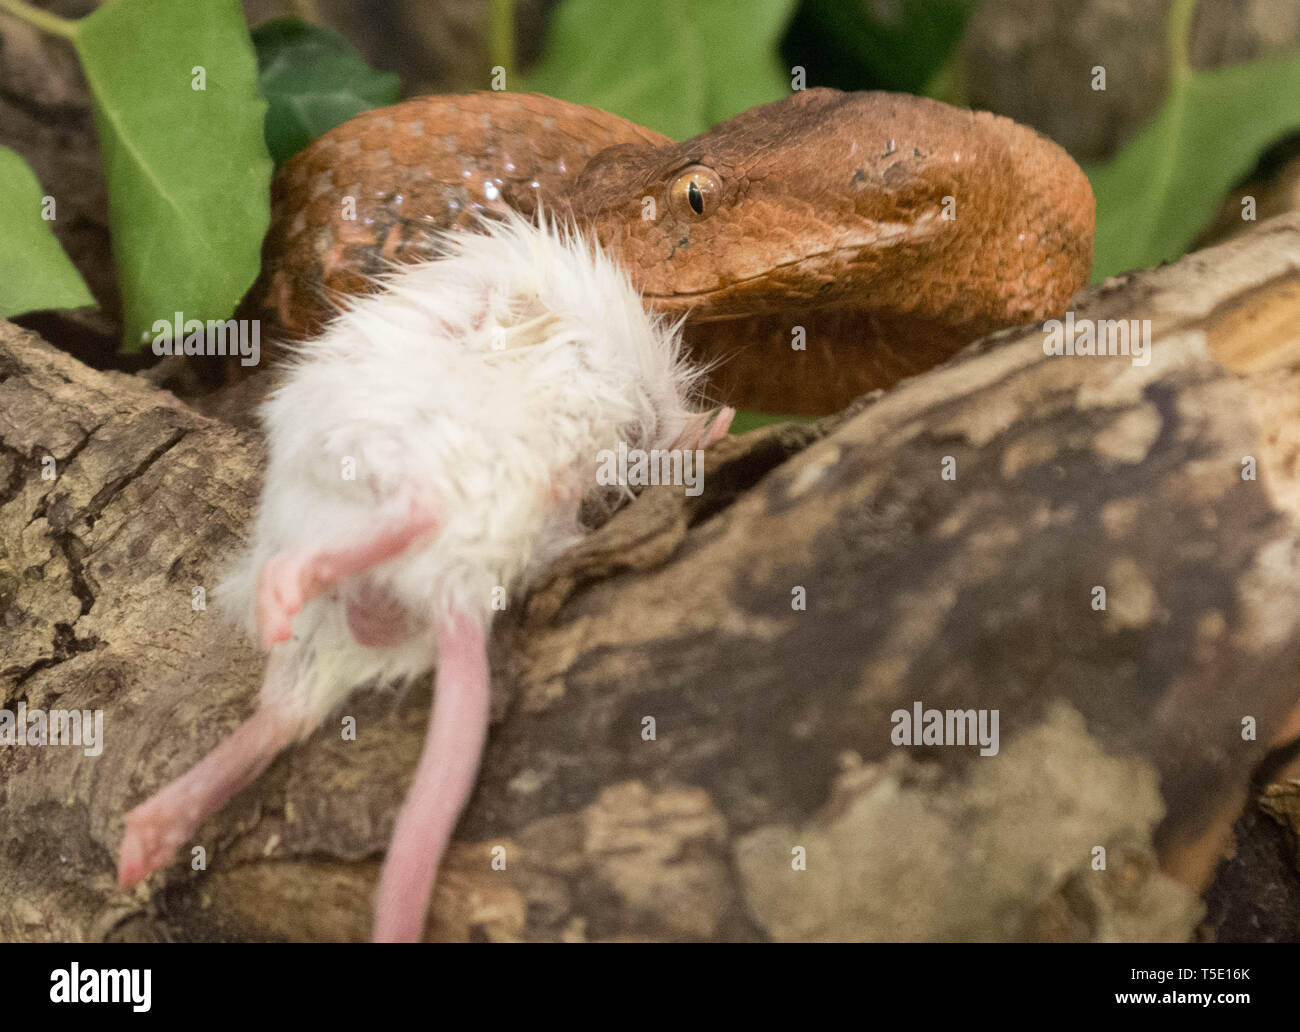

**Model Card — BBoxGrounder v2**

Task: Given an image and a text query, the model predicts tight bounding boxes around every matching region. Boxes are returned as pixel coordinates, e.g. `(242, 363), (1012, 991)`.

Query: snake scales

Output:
(247, 87), (1095, 414)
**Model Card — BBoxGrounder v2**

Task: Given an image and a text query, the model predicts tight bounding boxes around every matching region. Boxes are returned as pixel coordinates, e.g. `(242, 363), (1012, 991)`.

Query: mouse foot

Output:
(117, 695), (307, 890)
(117, 798), (191, 889)
(672, 406), (735, 450)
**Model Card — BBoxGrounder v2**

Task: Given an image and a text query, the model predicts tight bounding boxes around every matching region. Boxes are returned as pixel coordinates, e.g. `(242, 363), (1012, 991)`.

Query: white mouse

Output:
(117, 213), (733, 941)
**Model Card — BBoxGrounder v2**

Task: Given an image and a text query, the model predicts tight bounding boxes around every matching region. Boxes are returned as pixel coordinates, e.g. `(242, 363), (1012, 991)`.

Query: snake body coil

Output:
(250, 88), (1095, 414)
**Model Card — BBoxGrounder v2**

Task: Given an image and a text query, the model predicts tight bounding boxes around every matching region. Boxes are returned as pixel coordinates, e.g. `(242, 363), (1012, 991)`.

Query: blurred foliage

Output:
(0, 0), (271, 351)
(518, 0), (973, 141)
(254, 19), (400, 164)
(519, 0), (796, 142)
(1089, 52), (1300, 280)
(77, 0), (271, 352)
(730, 410), (815, 433)
(0, 146), (94, 318)
(1087, 0), (1300, 279)
(782, 0), (976, 100)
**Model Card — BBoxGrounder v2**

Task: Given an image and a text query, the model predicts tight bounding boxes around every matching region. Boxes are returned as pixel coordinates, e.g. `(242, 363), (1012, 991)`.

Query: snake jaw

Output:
(637, 216), (943, 316)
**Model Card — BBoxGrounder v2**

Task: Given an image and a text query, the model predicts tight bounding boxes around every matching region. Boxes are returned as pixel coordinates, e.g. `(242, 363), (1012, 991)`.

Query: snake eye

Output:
(668, 165), (721, 220)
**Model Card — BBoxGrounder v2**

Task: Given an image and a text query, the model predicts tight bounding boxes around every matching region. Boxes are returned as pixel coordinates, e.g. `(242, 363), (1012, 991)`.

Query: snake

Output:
(247, 87), (1095, 415)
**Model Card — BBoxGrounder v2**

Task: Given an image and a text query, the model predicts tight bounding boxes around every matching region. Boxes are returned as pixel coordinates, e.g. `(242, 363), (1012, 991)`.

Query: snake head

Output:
(571, 87), (1095, 332)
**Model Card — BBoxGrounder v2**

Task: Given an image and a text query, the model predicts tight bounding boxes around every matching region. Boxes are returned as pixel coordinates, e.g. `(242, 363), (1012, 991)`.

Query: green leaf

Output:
(0, 146), (95, 318)
(782, 0), (977, 97)
(521, 0), (798, 141)
(1088, 50), (1300, 280)
(253, 18), (400, 165)
(73, 0), (273, 351)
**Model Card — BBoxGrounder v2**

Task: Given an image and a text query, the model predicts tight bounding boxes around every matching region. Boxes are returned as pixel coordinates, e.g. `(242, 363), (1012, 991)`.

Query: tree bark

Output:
(6, 215), (1300, 942)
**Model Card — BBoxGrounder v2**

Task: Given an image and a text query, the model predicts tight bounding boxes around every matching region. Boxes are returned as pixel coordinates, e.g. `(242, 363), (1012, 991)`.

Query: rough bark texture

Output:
(5, 216), (1300, 942)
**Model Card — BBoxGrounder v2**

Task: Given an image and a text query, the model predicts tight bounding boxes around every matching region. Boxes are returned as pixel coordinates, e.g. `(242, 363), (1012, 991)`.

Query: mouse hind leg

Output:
(372, 612), (491, 942)
(258, 494), (440, 649)
(117, 649), (313, 889)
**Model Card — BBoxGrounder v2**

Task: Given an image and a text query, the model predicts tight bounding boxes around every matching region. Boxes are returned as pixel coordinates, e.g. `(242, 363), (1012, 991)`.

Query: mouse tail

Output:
(371, 611), (491, 942)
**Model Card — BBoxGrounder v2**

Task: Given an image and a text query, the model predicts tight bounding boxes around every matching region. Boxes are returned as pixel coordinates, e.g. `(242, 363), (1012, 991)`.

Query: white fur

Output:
(218, 214), (707, 727)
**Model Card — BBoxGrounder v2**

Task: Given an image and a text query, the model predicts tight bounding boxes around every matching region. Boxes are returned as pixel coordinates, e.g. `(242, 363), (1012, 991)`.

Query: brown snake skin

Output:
(248, 88), (1095, 414)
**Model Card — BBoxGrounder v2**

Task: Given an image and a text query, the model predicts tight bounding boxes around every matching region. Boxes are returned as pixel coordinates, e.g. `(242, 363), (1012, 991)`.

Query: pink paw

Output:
(117, 801), (186, 889)
(257, 553), (307, 650)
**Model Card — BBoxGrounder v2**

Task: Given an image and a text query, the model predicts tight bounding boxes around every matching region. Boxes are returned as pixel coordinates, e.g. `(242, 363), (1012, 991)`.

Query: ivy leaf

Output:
(0, 146), (95, 318)
(1088, 50), (1300, 280)
(74, 0), (272, 351)
(521, 0), (798, 141)
(253, 18), (401, 165)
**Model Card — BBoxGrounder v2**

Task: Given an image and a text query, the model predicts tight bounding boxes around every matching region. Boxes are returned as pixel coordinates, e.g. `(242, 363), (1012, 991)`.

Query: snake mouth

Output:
(637, 219), (930, 312)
